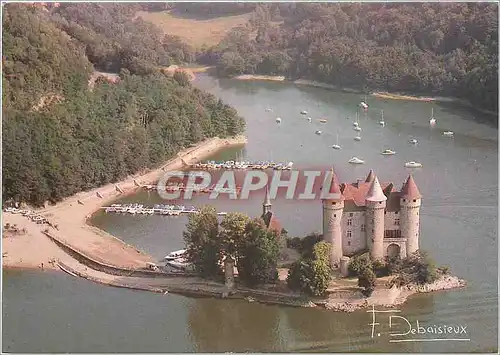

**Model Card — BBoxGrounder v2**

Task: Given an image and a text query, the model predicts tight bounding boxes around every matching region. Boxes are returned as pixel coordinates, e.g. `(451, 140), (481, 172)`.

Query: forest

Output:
(205, 3), (498, 112)
(2, 4), (244, 206)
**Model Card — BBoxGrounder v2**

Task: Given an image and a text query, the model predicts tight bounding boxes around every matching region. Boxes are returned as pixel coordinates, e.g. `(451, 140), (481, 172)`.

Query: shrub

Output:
(348, 253), (372, 277)
(358, 268), (376, 297)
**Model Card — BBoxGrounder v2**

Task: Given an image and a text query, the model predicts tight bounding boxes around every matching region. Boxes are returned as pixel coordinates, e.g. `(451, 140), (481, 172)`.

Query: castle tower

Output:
(321, 168), (344, 267)
(365, 169), (375, 183)
(400, 175), (422, 256)
(365, 175), (387, 261)
(263, 186), (272, 215)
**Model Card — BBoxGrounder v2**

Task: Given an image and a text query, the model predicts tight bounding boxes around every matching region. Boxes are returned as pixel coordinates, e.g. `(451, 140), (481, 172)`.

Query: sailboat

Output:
(332, 132), (341, 149)
(379, 109), (385, 126)
(429, 108), (436, 125)
(353, 111), (360, 127)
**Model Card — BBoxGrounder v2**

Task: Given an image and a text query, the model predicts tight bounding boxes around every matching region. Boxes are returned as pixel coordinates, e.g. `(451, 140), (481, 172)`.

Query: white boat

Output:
(166, 258), (194, 271)
(353, 126), (362, 132)
(405, 161), (422, 168)
(360, 101), (368, 109)
(379, 109), (385, 126)
(443, 131), (454, 136)
(217, 212), (228, 216)
(276, 117), (282, 123)
(265, 108), (272, 112)
(164, 249), (187, 261)
(429, 108), (436, 125)
(319, 119), (327, 123)
(353, 111), (360, 127)
(300, 110), (308, 115)
(381, 149), (396, 155)
(354, 136), (361, 141)
(307, 117), (312, 122)
(332, 133), (341, 150)
(315, 130), (322, 135)
(409, 139), (418, 144)
(349, 157), (365, 164)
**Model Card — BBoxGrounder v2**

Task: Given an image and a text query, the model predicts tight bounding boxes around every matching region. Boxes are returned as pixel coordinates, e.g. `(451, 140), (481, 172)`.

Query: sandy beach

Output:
(2, 135), (247, 271)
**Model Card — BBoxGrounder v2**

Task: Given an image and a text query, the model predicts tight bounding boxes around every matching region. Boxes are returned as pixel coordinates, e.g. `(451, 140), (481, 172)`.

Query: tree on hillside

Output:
(183, 205), (222, 278)
(237, 218), (280, 286)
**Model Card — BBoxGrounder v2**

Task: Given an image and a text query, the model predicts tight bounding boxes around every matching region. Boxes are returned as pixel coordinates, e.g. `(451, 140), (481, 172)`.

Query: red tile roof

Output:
(322, 168), (344, 200)
(400, 175), (422, 199)
(262, 211), (282, 235)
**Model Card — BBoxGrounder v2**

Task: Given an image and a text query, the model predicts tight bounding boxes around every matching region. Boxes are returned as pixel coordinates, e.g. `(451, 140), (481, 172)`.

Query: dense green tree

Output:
(219, 212), (250, 259)
(286, 241), (331, 296)
(237, 218), (280, 286)
(2, 4), (245, 206)
(183, 206), (222, 279)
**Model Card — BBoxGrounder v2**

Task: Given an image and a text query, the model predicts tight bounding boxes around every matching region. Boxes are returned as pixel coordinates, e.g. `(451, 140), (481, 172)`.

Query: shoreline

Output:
(2, 120), (467, 312)
(3, 135), (247, 271)
(229, 74), (497, 112)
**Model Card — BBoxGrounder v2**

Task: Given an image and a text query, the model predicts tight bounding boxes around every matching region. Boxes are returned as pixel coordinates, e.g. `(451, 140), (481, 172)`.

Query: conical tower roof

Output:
(365, 169), (375, 183)
(400, 175), (421, 199)
(366, 176), (387, 202)
(322, 167), (344, 200)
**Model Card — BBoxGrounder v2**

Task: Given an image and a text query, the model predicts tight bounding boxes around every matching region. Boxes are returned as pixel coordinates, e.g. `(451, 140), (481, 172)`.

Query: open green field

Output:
(135, 10), (251, 48)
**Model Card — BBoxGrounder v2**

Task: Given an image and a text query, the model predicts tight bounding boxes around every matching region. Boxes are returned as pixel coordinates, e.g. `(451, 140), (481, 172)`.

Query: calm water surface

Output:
(3, 75), (498, 352)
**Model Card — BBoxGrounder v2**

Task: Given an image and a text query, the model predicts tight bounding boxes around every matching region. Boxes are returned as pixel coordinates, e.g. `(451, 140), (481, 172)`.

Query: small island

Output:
(175, 169), (466, 312)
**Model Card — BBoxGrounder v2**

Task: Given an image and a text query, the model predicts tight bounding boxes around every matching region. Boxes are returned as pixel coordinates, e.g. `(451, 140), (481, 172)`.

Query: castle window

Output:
(403, 199), (406, 202)
(395, 211), (398, 215)
(347, 241), (351, 246)
(347, 218), (352, 226)
(349, 213), (353, 217)
(379, 201), (382, 204)
(334, 214), (336, 217)
(384, 211), (387, 214)
(417, 212), (419, 216)
(333, 202), (336, 205)
(361, 224), (365, 232)
(395, 219), (400, 226)
(347, 230), (352, 238)
(413, 199), (416, 202)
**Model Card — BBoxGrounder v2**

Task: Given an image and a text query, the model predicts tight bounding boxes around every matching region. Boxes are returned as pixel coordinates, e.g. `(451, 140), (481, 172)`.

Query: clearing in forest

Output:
(135, 11), (251, 48)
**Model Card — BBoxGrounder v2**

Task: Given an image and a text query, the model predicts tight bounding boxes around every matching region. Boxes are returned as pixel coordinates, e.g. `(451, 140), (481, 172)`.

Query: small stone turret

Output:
(263, 186), (272, 215)
(400, 175), (422, 255)
(365, 175), (387, 261)
(322, 167), (344, 267)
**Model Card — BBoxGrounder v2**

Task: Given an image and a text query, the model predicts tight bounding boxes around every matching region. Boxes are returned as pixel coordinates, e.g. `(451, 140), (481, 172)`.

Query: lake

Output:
(3, 75), (498, 353)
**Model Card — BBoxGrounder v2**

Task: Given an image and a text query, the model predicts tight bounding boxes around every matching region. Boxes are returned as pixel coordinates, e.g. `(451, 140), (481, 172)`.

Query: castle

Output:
(322, 168), (421, 267)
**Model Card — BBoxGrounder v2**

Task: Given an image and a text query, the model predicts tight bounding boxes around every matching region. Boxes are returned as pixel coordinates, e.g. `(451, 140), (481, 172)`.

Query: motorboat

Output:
(276, 117), (282, 123)
(353, 126), (362, 132)
(319, 119), (327, 123)
(443, 131), (454, 136)
(354, 136), (361, 141)
(381, 149), (396, 155)
(164, 249), (187, 261)
(405, 161), (422, 168)
(332, 133), (341, 149)
(300, 110), (308, 115)
(315, 130), (322, 135)
(349, 157), (365, 164)
(409, 139), (418, 144)
(430, 118), (436, 125)
(307, 117), (312, 122)
(360, 101), (368, 109)
(166, 258), (194, 271)
(353, 121), (359, 127)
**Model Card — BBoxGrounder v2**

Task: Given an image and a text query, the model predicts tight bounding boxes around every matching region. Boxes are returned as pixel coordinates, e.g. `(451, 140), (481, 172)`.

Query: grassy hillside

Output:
(135, 10), (251, 49)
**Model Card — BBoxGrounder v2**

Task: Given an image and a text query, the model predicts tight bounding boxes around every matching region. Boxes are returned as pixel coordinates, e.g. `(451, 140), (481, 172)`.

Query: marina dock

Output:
(101, 204), (228, 216)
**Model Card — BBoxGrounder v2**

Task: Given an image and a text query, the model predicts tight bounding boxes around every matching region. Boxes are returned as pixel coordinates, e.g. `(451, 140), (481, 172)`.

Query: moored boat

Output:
(405, 161), (422, 168)
(348, 157), (365, 164)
